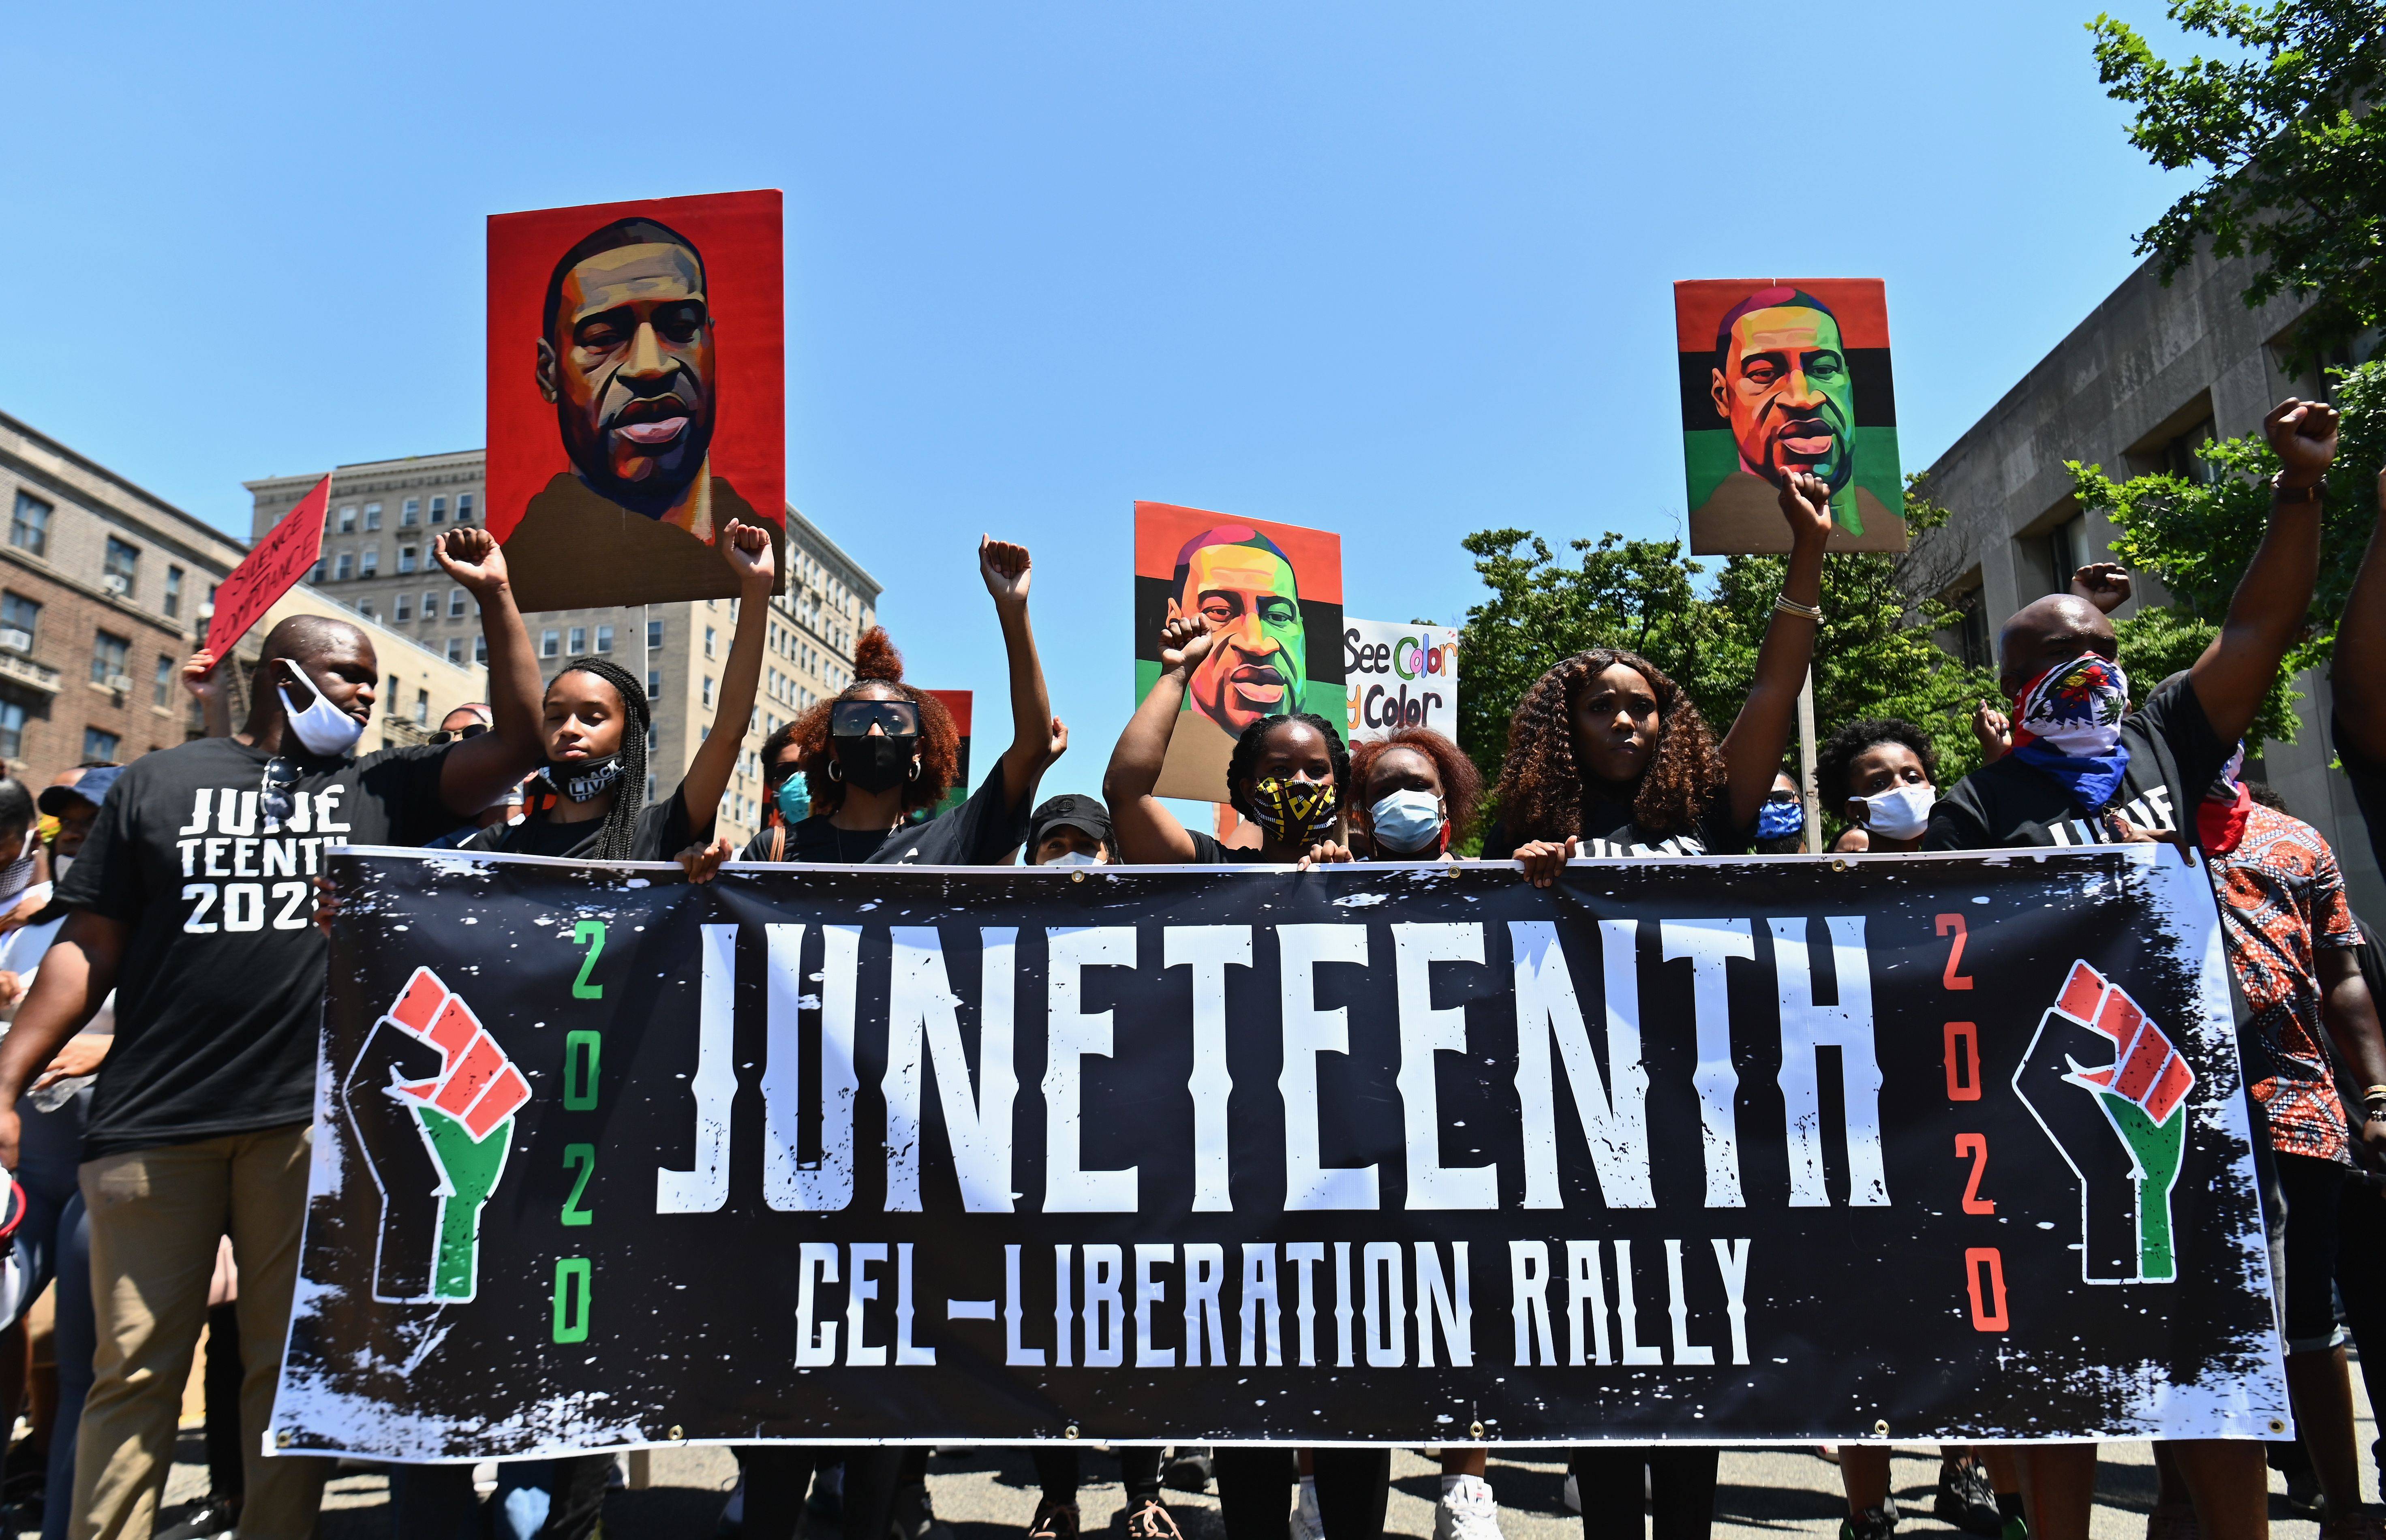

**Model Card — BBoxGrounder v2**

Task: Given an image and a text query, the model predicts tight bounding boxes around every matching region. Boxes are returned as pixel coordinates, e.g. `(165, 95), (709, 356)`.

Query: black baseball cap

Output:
(1028, 794), (1110, 851)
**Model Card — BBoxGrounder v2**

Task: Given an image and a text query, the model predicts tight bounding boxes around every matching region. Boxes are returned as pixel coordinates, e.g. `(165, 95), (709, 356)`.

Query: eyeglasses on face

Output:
(429, 723), (490, 744)
(830, 700), (920, 739)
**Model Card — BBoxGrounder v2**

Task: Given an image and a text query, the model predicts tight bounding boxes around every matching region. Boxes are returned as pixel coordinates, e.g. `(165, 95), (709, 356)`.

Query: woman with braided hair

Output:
(1484, 471), (1832, 886)
(1477, 475), (1830, 1540)
(466, 518), (774, 865)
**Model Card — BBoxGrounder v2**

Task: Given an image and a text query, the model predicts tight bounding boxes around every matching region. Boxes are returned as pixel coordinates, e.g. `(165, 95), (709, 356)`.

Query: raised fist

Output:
(340, 967), (531, 1303)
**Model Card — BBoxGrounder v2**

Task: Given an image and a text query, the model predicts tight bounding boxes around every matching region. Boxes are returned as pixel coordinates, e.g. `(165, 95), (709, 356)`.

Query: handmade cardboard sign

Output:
(206, 475), (332, 666)
(1132, 503), (1344, 803)
(1675, 278), (1905, 554)
(486, 190), (787, 611)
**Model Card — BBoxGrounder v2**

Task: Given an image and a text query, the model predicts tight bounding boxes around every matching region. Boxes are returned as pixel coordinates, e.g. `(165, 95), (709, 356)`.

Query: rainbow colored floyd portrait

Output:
(1674, 278), (1906, 556)
(1169, 526), (1308, 739)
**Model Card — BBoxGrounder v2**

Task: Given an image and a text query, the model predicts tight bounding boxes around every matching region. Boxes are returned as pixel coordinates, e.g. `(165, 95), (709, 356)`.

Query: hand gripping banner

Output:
(273, 846), (2287, 1460)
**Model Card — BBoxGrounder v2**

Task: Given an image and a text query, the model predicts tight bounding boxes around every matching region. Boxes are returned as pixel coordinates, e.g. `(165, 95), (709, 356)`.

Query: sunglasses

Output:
(830, 700), (920, 739)
(261, 756), (302, 826)
(429, 723), (490, 744)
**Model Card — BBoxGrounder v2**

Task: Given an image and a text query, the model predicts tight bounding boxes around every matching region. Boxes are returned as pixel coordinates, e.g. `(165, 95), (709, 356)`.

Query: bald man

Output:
(1924, 397), (2339, 1540)
(0, 525), (543, 1540)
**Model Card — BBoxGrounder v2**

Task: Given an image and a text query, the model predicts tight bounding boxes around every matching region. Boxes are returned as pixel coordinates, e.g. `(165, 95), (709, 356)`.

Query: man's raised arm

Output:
(2188, 398), (2335, 746)
(432, 526), (546, 815)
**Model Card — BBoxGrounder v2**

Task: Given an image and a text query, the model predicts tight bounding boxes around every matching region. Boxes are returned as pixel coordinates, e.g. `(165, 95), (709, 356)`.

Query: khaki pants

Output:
(73, 1124), (329, 1540)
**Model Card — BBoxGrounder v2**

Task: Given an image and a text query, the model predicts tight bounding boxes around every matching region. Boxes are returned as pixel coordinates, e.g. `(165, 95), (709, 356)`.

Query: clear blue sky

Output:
(12, 2), (2198, 806)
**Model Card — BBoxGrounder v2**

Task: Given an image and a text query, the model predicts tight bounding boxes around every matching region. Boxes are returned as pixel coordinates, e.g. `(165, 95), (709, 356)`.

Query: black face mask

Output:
(550, 753), (624, 804)
(834, 734), (918, 794)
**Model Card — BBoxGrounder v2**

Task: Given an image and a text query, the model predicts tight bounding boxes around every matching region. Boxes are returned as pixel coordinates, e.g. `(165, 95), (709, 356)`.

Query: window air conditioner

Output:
(0, 629), (29, 653)
(103, 575), (128, 595)
(105, 674), (133, 693)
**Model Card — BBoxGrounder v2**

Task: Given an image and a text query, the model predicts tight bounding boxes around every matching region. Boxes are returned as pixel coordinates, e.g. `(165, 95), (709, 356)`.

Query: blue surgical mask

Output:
(1756, 796), (1804, 840)
(1369, 789), (1446, 855)
(1043, 850), (1099, 868)
(776, 774), (810, 822)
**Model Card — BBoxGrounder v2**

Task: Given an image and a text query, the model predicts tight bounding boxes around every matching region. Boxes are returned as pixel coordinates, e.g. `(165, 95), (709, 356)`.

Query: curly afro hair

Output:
(792, 627), (961, 819)
(1223, 712), (1350, 820)
(1815, 717), (1938, 812)
(1350, 727), (1484, 845)
(1492, 648), (1723, 843)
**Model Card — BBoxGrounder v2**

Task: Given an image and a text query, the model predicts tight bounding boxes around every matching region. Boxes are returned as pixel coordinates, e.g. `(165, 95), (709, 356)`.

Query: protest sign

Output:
(275, 845), (2282, 1459)
(1132, 502), (1345, 802)
(1676, 278), (1906, 555)
(1343, 620), (1457, 743)
(486, 190), (786, 612)
(204, 475), (331, 665)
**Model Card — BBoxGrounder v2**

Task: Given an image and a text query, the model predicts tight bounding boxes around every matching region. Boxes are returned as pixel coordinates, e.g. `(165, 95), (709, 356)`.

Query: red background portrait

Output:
(486, 190), (785, 610)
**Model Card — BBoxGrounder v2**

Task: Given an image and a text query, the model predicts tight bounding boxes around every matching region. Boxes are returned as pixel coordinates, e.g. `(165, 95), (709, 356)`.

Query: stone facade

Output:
(245, 453), (879, 849)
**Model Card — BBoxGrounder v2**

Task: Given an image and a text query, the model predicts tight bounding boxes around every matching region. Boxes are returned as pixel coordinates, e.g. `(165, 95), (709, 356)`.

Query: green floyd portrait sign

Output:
(273, 847), (2283, 1459)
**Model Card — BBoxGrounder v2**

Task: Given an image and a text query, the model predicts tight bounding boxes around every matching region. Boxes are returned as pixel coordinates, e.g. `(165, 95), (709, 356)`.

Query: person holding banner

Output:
(1817, 720), (1937, 856)
(0, 524), (545, 1540)
(1924, 396), (2340, 1540)
(1346, 727), (1479, 862)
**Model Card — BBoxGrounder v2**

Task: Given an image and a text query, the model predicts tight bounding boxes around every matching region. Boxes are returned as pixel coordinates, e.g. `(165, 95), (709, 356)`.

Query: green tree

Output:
(2090, 0), (2386, 370)
(2066, 358), (2386, 746)
(1456, 488), (1999, 821)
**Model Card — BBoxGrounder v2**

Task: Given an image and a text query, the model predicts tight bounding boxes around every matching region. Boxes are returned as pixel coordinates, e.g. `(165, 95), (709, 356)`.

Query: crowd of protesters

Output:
(0, 395), (2382, 1540)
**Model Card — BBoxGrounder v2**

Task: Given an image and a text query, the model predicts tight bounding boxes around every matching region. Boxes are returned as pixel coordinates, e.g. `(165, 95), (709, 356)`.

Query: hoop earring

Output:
(907, 756), (922, 782)
(827, 759), (844, 783)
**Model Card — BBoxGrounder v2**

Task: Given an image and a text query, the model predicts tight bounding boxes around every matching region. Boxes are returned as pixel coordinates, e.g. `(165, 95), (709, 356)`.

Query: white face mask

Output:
(1042, 850), (1100, 868)
(276, 664), (367, 757)
(1854, 782), (1935, 841)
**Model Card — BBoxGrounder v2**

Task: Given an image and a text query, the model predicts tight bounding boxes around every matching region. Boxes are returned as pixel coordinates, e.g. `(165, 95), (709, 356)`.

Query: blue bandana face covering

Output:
(1756, 796), (1804, 840)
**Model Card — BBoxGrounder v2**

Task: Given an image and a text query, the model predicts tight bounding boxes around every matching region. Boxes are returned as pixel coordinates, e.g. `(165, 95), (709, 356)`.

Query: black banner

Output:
(274, 846), (2286, 1459)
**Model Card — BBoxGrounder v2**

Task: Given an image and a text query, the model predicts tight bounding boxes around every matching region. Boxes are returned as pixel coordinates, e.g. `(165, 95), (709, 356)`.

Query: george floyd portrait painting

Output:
(485, 190), (786, 611)
(1133, 502), (1345, 803)
(1675, 278), (1905, 555)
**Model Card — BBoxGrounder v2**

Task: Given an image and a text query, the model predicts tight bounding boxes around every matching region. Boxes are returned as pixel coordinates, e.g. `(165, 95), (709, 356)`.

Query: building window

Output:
(569, 626), (586, 654)
(475, 636), (488, 665)
(394, 595), (413, 622)
(647, 620), (664, 651)
(401, 498), (419, 527)
(82, 727), (119, 763)
(385, 675), (400, 708)
(420, 590), (437, 621)
(704, 626), (717, 660)
(153, 654), (175, 708)
(1, 592), (39, 652)
(646, 772), (657, 802)
(595, 625), (613, 653)
(0, 700), (24, 760)
(2163, 417), (2219, 485)
(2048, 512), (2090, 592)
(311, 559), (327, 584)
(448, 588), (466, 618)
(335, 552), (354, 581)
(541, 629), (561, 659)
(363, 503), (383, 532)
(647, 670), (662, 698)
(103, 538), (139, 597)
(646, 723), (657, 753)
(163, 566), (184, 619)
(446, 637), (464, 664)
(356, 599), (376, 621)
(1952, 589), (1991, 669)
(430, 495), (447, 524)
(457, 492), (474, 522)
(414, 689), (429, 726)
(702, 676), (715, 709)
(338, 505), (358, 534)
(398, 546), (418, 575)
(91, 631), (129, 687)
(360, 549), (379, 577)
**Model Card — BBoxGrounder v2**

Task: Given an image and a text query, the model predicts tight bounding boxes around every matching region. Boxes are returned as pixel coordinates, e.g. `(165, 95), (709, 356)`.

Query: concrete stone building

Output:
(1909, 244), (2380, 910)
(0, 410), (247, 783)
(245, 452), (879, 849)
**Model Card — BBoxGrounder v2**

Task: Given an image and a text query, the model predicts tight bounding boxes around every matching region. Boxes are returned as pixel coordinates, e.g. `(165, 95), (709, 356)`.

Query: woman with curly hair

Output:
(1348, 727), (1481, 860)
(738, 537), (1065, 868)
(1485, 473), (1833, 888)
(1817, 717), (1939, 855)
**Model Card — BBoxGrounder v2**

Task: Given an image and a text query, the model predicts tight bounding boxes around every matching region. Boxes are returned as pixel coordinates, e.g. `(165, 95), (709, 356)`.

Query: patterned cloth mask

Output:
(1250, 776), (1339, 845)
(2009, 653), (2132, 811)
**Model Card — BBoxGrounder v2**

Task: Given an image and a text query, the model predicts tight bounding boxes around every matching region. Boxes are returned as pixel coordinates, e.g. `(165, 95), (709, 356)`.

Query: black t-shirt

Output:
(1928, 674), (2228, 851)
(1479, 790), (1749, 861)
(56, 736), (455, 1158)
(467, 785), (705, 864)
(739, 772), (1029, 865)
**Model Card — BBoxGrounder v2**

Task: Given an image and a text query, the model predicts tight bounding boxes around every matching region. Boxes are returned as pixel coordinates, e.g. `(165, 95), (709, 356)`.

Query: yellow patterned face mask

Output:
(1249, 776), (1338, 845)
(34, 815), (59, 847)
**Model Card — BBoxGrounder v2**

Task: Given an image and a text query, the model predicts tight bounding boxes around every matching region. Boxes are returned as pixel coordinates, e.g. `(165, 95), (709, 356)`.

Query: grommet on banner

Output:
(1832, 858), (1850, 872)
(275, 1430), (292, 1449)
(2269, 1418), (2288, 1433)
(1872, 1419), (1890, 1437)
(668, 1425), (685, 1442)
(1469, 1420), (1485, 1440)
(1064, 1424), (1081, 1440)
(1071, 870), (1086, 883)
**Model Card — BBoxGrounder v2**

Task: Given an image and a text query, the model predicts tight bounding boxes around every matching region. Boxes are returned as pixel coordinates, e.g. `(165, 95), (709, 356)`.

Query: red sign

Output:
(208, 475), (332, 668)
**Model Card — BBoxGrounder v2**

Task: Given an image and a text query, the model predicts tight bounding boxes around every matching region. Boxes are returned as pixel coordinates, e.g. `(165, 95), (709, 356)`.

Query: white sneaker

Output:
(1562, 1473), (1580, 1514)
(1434, 1475), (1503, 1540)
(1289, 1476), (1323, 1540)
